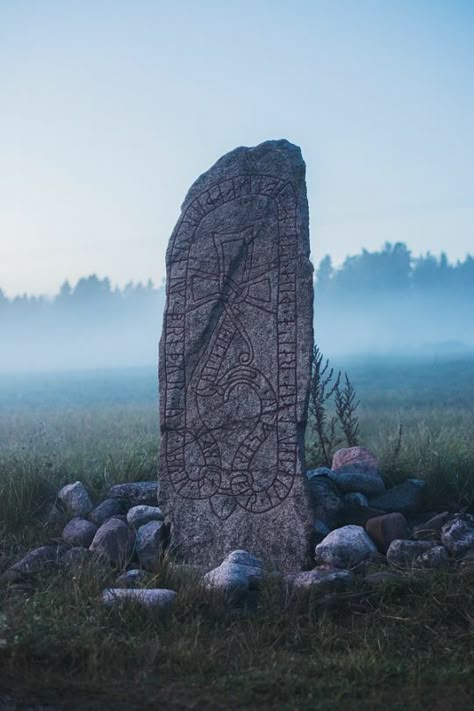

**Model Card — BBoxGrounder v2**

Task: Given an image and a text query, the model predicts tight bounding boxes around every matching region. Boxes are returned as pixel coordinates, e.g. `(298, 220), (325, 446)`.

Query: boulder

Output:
(136, 520), (164, 571)
(57, 481), (93, 517)
(127, 505), (164, 529)
(102, 588), (176, 610)
(314, 525), (378, 569)
(89, 499), (125, 527)
(107, 481), (158, 507)
(331, 447), (379, 475)
(62, 517), (97, 548)
(328, 470), (385, 497)
(89, 518), (135, 568)
(3, 545), (66, 582)
(415, 546), (450, 570)
(285, 566), (353, 593)
(202, 550), (263, 600)
(306, 474), (343, 527)
(365, 513), (409, 553)
(386, 539), (437, 568)
(369, 478), (426, 514)
(413, 512), (452, 541)
(441, 513), (474, 557)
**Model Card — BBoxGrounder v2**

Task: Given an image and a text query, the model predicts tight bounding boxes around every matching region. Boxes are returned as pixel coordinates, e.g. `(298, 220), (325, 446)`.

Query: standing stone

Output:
(158, 140), (314, 570)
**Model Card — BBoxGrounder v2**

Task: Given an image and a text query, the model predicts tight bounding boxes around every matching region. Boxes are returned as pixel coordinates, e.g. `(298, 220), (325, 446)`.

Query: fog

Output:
(1, 245), (473, 373)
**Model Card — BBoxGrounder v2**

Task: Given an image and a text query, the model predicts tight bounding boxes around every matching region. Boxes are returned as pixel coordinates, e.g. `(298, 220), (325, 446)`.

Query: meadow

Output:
(0, 356), (473, 709)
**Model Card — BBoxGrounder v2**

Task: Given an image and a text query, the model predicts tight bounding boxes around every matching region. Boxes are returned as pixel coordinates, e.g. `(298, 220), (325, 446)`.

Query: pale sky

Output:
(0, 0), (473, 297)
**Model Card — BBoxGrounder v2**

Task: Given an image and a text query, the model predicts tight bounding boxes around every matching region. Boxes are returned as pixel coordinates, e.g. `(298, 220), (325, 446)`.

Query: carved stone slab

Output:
(158, 140), (314, 570)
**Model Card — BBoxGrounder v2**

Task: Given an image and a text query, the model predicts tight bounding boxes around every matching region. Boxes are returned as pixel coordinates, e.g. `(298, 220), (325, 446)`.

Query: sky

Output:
(0, 0), (473, 297)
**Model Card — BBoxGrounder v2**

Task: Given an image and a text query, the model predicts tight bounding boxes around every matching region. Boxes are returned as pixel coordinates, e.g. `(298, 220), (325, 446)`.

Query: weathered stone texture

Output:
(158, 140), (314, 570)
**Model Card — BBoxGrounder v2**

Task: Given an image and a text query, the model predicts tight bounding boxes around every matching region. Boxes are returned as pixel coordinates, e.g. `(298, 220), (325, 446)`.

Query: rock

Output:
(286, 566), (353, 593)
(314, 525), (378, 569)
(62, 517), (97, 548)
(331, 447), (379, 475)
(343, 492), (369, 507)
(107, 481), (158, 507)
(306, 474), (343, 527)
(136, 520), (164, 571)
(89, 499), (125, 526)
(386, 539), (437, 568)
(313, 519), (331, 544)
(89, 518), (135, 568)
(3, 545), (66, 582)
(369, 478), (426, 514)
(102, 588), (176, 610)
(415, 545), (450, 569)
(336, 503), (385, 527)
(413, 512), (452, 540)
(202, 549), (264, 599)
(116, 569), (152, 587)
(365, 513), (409, 553)
(328, 470), (385, 497)
(306, 467), (333, 479)
(127, 505), (164, 529)
(62, 547), (92, 567)
(158, 140), (315, 571)
(57, 481), (93, 517)
(440, 513), (474, 557)
(364, 571), (403, 587)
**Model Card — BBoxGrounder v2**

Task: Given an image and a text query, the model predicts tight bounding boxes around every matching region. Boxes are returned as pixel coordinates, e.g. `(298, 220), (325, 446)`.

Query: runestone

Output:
(158, 140), (314, 570)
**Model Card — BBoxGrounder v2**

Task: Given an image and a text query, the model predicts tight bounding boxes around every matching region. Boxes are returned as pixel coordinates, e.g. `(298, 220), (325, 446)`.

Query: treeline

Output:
(0, 243), (473, 371)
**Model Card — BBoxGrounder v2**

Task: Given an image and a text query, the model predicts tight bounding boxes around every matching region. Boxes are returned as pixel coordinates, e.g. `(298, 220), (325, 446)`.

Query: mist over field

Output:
(1, 243), (473, 373)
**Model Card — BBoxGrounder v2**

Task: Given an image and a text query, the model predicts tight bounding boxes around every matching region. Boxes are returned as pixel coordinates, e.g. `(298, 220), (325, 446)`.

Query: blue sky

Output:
(0, 0), (473, 296)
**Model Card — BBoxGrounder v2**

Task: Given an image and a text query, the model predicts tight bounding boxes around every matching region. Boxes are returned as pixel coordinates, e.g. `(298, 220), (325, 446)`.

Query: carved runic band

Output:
(163, 174), (298, 520)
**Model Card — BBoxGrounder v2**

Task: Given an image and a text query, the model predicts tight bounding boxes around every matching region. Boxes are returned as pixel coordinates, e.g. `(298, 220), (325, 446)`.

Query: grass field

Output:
(0, 356), (473, 709)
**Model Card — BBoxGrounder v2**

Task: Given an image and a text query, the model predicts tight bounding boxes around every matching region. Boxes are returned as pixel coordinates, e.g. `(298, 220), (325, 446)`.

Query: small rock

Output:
(306, 467), (333, 479)
(286, 566), (353, 593)
(306, 474), (343, 527)
(313, 519), (331, 544)
(102, 588), (176, 610)
(332, 447), (380, 475)
(343, 492), (369, 507)
(127, 505), (164, 529)
(386, 539), (437, 568)
(365, 513), (409, 553)
(369, 478), (426, 514)
(136, 520), (164, 571)
(89, 518), (135, 568)
(3, 545), (66, 582)
(57, 481), (93, 517)
(314, 525), (378, 569)
(202, 549), (263, 600)
(364, 571), (403, 587)
(441, 513), (474, 557)
(62, 547), (92, 567)
(116, 569), (152, 587)
(225, 550), (262, 568)
(413, 512), (452, 541)
(329, 470), (385, 497)
(415, 546), (450, 570)
(62, 517), (97, 548)
(337, 503), (386, 527)
(107, 481), (158, 507)
(89, 499), (125, 526)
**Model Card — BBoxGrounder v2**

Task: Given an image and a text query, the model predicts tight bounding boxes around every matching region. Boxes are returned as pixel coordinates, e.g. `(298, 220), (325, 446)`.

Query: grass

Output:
(0, 357), (473, 709)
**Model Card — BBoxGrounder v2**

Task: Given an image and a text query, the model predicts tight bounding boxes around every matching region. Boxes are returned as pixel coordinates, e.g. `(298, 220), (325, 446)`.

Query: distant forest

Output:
(1, 243), (473, 371)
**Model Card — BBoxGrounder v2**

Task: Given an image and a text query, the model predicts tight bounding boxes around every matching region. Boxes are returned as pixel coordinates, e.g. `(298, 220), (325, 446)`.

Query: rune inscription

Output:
(158, 139), (314, 569)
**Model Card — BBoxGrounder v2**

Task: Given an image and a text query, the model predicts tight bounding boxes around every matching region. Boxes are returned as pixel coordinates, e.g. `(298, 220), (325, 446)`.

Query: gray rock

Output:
(337, 503), (386, 527)
(127, 505), (164, 529)
(329, 470), (385, 497)
(89, 518), (135, 568)
(107, 481), (158, 507)
(102, 588), (176, 610)
(307, 474), (344, 527)
(225, 549), (263, 568)
(89, 498), (124, 526)
(314, 525), (378, 569)
(413, 511), (452, 540)
(441, 514), (474, 557)
(158, 140), (315, 571)
(369, 478), (426, 514)
(4, 545), (66, 581)
(343, 492), (369, 507)
(202, 549), (264, 599)
(313, 519), (331, 544)
(386, 539), (437, 568)
(332, 446), (380, 475)
(415, 545), (450, 569)
(62, 546), (92, 567)
(116, 569), (152, 587)
(306, 467), (333, 479)
(57, 481), (93, 517)
(136, 520), (164, 571)
(286, 566), (353, 592)
(62, 517), (97, 548)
